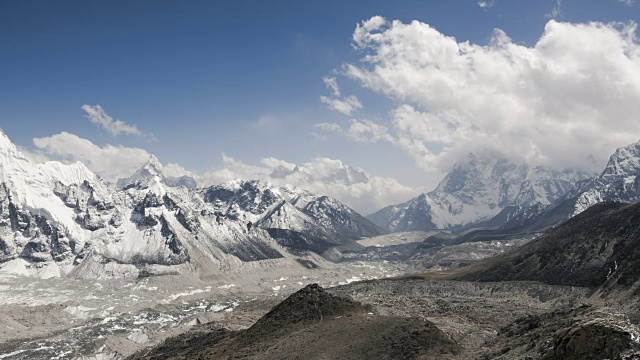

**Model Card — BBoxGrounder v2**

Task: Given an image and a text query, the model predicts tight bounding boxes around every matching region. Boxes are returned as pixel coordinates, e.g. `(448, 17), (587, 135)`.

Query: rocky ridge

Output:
(0, 130), (382, 279)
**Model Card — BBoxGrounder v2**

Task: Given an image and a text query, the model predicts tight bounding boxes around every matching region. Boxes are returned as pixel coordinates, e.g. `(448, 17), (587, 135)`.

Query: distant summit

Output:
(368, 153), (589, 232)
(117, 155), (199, 190)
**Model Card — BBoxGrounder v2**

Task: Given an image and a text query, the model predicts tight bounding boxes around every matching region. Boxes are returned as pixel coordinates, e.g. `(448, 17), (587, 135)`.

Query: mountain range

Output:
(368, 153), (590, 232)
(3, 122), (640, 280)
(368, 140), (640, 236)
(0, 129), (383, 279)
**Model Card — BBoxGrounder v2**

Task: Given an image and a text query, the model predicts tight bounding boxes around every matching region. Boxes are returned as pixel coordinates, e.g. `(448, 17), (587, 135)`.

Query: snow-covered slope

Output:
(117, 155), (198, 190)
(200, 179), (385, 251)
(0, 130), (381, 279)
(429, 140), (640, 235)
(507, 140), (640, 231)
(571, 140), (640, 215)
(368, 154), (589, 232)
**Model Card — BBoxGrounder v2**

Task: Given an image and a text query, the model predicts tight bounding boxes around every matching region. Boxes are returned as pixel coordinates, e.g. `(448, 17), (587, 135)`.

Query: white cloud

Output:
(15, 145), (51, 164)
(620, 0), (635, 6)
(199, 154), (271, 187)
(315, 120), (393, 143)
(322, 76), (341, 96)
(27, 130), (418, 212)
(353, 16), (387, 48)
(320, 95), (363, 115)
(163, 162), (197, 178)
(345, 119), (393, 143)
(330, 17), (640, 174)
(478, 1), (496, 9)
(33, 132), (151, 181)
(260, 157), (296, 170)
(194, 154), (419, 214)
(314, 122), (344, 133)
(546, 0), (562, 19)
(81, 104), (145, 137)
(320, 73), (364, 116)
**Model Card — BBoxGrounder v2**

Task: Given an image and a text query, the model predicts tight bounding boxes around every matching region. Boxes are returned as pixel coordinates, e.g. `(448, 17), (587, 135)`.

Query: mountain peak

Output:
(142, 155), (163, 175)
(0, 127), (18, 152)
(116, 155), (165, 188)
(369, 153), (588, 231)
(601, 140), (640, 178)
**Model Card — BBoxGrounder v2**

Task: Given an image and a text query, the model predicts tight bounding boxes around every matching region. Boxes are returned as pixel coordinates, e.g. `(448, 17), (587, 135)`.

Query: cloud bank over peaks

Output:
(32, 132), (152, 181)
(319, 17), (640, 175)
(26, 131), (417, 213)
(196, 155), (421, 214)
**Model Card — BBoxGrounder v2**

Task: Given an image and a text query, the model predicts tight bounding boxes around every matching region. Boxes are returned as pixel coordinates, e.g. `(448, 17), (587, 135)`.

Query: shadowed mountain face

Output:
(454, 202), (640, 291)
(129, 284), (462, 360)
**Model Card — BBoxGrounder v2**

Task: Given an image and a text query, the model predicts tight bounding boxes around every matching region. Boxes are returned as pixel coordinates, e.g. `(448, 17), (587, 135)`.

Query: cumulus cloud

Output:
(15, 145), (51, 164)
(33, 132), (152, 181)
(478, 1), (496, 9)
(320, 70), (363, 115)
(163, 162), (197, 179)
(320, 95), (363, 115)
(315, 120), (393, 143)
(314, 122), (343, 133)
(81, 104), (147, 138)
(27, 130), (418, 212)
(323, 76), (341, 96)
(191, 154), (419, 214)
(620, 0), (635, 6)
(199, 154), (271, 186)
(546, 0), (562, 19)
(327, 17), (640, 174)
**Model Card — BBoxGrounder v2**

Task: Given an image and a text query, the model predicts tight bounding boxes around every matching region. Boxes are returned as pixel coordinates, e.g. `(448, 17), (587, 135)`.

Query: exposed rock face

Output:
(369, 153), (587, 232)
(485, 305), (640, 360)
(244, 283), (371, 338)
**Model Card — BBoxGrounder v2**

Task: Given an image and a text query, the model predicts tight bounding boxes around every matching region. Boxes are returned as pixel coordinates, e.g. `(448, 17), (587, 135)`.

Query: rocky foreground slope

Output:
(129, 201), (640, 360)
(453, 202), (640, 297)
(130, 284), (462, 360)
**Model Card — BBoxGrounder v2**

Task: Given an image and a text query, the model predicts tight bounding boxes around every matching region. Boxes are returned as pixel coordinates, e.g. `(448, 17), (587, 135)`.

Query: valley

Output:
(3, 4), (640, 359)
(1, 128), (640, 359)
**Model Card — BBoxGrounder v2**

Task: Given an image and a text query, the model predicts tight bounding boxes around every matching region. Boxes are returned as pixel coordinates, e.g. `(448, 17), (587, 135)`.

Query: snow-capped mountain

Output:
(269, 163), (369, 186)
(200, 179), (385, 253)
(368, 154), (589, 232)
(503, 140), (640, 232)
(570, 140), (640, 215)
(117, 155), (198, 189)
(0, 129), (381, 279)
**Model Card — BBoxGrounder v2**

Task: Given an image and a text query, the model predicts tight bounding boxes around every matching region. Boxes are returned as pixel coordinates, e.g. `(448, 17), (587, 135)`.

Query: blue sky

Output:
(1, 0), (639, 212)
